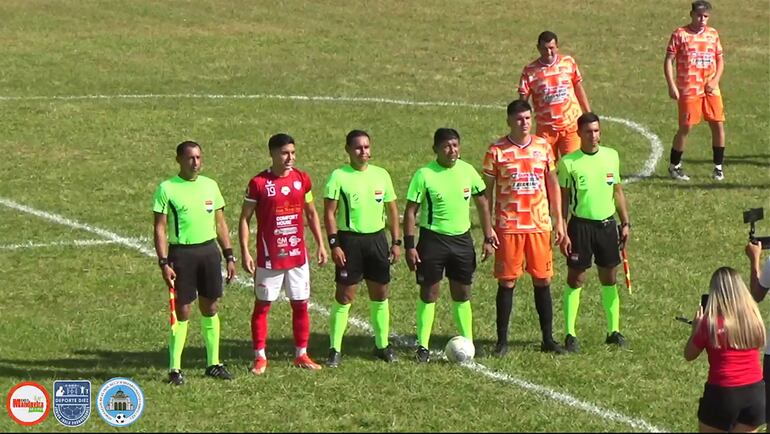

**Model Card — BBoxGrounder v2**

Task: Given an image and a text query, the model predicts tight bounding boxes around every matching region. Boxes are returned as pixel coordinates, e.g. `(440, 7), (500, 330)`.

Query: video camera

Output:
(744, 208), (770, 250)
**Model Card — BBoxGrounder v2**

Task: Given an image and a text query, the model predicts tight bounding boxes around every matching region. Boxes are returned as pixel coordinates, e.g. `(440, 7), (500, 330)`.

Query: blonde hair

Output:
(704, 267), (766, 350)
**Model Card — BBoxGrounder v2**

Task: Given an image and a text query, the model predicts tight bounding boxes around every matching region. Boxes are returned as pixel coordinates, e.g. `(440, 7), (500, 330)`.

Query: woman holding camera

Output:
(684, 267), (766, 432)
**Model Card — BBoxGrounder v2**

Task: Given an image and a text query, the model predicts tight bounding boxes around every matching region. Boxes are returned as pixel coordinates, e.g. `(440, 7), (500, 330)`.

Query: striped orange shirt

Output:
(518, 55), (584, 131)
(482, 135), (555, 234)
(667, 26), (723, 98)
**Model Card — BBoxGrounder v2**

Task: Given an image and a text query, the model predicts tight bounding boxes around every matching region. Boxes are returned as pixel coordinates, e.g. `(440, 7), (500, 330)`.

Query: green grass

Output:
(0, 0), (768, 432)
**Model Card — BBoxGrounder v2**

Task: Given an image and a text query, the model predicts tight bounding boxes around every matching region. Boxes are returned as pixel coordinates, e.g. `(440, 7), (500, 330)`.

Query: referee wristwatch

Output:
(620, 222), (631, 229)
(158, 257), (169, 268)
(392, 239), (403, 247)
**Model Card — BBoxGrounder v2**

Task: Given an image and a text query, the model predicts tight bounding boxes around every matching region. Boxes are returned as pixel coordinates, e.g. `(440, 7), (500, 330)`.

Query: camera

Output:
(743, 208), (770, 250)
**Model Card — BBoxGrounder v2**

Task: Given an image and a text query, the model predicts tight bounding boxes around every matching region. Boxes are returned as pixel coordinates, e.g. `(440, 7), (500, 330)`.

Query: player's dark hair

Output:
(345, 130), (370, 147)
(577, 112), (601, 130)
(176, 140), (200, 157)
(507, 100), (532, 116)
(433, 128), (460, 149)
(691, 0), (712, 12)
(268, 133), (295, 152)
(537, 31), (558, 46)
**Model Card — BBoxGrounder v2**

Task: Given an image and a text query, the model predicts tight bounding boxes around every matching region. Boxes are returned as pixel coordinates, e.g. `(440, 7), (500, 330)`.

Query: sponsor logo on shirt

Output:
(281, 186), (291, 196)
(289, 236), (301, 247)
(273, 227), (299, 236)
(690, 51), (714, 68)
(542, 85), (569, 104)
(289, 248), (301, 257)
(276, 237), (288, 248)
(513, 172), (541, 191)
(276, 214), (299, 227)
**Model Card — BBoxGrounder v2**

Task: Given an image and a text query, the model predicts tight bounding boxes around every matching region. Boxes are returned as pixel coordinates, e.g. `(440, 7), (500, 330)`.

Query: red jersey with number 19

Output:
(244, 168), (313, 270)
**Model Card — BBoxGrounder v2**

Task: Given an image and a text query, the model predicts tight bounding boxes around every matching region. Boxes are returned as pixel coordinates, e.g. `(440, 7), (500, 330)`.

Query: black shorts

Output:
(416, 228), (476, 287)
(335, 230), (390, 285)
(168, 240), (223, 305)
(698, 381), (765, 431)
(566, 216), (621, 270)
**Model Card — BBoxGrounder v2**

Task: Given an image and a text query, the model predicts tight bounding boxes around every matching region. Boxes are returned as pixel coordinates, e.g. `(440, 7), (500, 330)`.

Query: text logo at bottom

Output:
(96, 378), (144, 427)
(53, 380), (91, 427)
(6, 382), (50, 426)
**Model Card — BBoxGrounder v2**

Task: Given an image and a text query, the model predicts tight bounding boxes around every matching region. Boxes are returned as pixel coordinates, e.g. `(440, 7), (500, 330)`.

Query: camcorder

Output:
(744, 208), (770, 249)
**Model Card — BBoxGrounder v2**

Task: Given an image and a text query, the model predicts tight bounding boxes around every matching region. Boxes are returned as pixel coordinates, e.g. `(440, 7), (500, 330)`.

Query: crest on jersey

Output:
(281, 186), (291, 196)
(293, 181), (302, 191)
(374, 190), (384, 203)
(606, 173), (615, 185)
(463, 187), (471, 200)
(204, 200), (214, 213)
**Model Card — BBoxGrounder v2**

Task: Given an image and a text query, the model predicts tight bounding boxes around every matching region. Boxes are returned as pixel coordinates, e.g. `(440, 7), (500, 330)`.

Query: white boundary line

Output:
(0, 93), (663, 183)
(0, 196), (667, 432)
(0, 239), (120, 250)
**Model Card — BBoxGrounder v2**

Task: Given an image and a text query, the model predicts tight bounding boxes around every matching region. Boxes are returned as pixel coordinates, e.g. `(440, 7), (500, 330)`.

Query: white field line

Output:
(0, 239), (120, 250)
(0, 197), (667, 432)
(0, 93), (662, 183)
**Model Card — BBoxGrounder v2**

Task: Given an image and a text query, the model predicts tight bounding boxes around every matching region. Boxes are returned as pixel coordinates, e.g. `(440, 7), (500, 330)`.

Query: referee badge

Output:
(374, 190), (384, 203)
(605, 173), (615, 185)
(204, 200), (214, 213)
(463, 187), (470, 200)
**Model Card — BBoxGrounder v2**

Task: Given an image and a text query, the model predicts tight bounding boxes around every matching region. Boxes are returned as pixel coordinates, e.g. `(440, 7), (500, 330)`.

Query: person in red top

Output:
(238, 133), (329, 375)
(684, 267), (765, 432)
(664, 0), (726, 181)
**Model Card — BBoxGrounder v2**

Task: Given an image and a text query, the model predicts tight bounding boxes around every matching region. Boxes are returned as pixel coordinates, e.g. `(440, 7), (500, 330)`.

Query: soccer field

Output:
(1, 0), (768, 431)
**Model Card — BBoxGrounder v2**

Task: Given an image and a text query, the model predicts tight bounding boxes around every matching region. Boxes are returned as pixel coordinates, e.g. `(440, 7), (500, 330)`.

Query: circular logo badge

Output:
(52, 380), (91, 427)
(6, 381), (50, 426)
(96, 378), (144, 427)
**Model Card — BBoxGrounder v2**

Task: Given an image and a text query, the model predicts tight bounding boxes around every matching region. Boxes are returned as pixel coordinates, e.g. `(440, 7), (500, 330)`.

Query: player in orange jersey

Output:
(664, 0), (725, 181)
(519, 31), (591, 160)
(482, 99), (567, 357)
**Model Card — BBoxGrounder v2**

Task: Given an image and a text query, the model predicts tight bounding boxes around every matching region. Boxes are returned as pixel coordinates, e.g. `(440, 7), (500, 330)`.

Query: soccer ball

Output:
(445, 336), (475, 363)
(114, 414), (127, 424)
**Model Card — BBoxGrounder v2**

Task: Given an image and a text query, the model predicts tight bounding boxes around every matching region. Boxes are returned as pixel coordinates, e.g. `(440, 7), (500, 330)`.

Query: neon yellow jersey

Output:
(406, 159), (486, 236)
(557, 146), (620, 220)
(152, 175), (225, 244)
(324, 164), (396, 233)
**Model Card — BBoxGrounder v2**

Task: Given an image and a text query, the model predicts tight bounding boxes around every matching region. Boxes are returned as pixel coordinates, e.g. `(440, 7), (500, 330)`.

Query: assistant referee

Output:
(152, 140), (237, 385)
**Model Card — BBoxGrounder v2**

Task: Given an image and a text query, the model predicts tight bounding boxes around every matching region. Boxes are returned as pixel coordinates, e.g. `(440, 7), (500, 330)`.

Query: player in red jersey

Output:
(238, 133), (328, 375)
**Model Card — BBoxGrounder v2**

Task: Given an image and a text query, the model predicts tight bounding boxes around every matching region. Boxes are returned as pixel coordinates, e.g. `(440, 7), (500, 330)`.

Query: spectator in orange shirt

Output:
(664, 0), (725, 181)
(519, 31), (591, 160)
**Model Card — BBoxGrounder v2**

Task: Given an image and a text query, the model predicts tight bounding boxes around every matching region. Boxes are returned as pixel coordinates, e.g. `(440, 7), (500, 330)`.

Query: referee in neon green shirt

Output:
(324, 130), (402, 367)
(152, 141), (237, 385)
(557, 113), (631, 353)
(404, 128), (498, 363)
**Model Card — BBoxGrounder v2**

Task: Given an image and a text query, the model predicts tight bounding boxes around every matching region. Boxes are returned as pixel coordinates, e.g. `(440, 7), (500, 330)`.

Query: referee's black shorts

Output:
(335, 230), (390, 285)
(566, 216), (621, 270)
(415, 228), (476, 287)
(168, 239), (223, 305)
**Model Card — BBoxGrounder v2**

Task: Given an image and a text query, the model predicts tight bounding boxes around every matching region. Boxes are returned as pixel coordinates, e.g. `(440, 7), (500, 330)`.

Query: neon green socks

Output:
(452, 300), (473, 341)
(169, 320), (189, 371)
(601, 284), (620, 334)
(416, 300), (436, 348)
(564, 286), (582, 336)
(370, 300), (390, 349)
(201, 314), (221, 367)
(329, 301), (351, 352)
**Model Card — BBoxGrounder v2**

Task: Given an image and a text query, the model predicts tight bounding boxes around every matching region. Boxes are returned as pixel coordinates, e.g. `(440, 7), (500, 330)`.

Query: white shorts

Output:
(254, 262), (310, 302)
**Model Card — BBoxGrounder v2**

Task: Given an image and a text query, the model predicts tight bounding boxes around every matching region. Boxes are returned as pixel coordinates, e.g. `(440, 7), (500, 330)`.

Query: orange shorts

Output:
(494, 232), (553, 281)
(678, 94), (725, 127)
(536, 124), (580, 159)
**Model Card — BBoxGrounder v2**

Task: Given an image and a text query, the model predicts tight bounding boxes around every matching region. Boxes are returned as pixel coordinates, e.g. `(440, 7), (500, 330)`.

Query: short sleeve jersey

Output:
(692, 316), (763, 387)
(666, 26), (723, 98)
(518, 55), (584, 131)
(152, 175), (225, 245)
(406, 159), (486, 236)
(557, 146), (620, 221)
(324, 164), (396, 234)
(244, 168), (314, 270)
(483, 135), (555, 234)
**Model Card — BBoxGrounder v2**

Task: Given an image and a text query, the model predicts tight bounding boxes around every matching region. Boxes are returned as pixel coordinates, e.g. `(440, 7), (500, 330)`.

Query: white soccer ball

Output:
(445, 336), (475, 363)
(114, 414), (127, 424)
